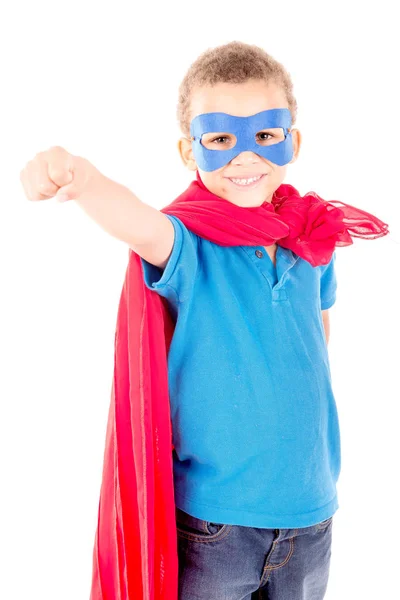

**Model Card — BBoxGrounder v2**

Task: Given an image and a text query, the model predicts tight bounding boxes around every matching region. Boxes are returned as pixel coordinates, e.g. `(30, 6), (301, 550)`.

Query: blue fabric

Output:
(190, 109), (293, 171)
(140, 214), (340, 529)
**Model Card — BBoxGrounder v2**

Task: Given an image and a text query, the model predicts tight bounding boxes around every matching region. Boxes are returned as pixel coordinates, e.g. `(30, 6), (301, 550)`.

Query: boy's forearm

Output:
(74, 161), (161, 247)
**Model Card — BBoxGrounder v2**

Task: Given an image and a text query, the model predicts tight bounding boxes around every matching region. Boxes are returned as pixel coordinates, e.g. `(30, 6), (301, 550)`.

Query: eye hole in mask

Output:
(200, 128), (285, 151)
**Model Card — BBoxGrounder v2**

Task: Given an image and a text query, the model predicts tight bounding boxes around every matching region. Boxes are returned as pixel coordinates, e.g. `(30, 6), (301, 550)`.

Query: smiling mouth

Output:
(226, 174), (267, 188)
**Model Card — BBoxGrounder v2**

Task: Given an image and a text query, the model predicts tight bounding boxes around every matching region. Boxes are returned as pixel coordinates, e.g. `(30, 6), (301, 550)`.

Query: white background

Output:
(1, 1), (399, 598)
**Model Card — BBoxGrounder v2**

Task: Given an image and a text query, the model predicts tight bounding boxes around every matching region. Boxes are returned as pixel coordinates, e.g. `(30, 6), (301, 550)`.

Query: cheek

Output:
(219, 176), (229, 191)
(200, 173), (225, 195)
(274, 165), (287, 178)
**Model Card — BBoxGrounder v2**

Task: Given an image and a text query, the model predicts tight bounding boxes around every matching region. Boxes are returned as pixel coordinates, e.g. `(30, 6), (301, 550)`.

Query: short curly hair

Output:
(177, 41), (298, 138)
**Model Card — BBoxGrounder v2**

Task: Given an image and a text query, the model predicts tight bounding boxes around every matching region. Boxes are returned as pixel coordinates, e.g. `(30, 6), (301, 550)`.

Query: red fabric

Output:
(89, 171), (388, 599)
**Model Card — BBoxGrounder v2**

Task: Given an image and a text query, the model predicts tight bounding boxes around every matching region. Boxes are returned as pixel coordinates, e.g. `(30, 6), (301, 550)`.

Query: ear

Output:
(177, 137), (198, 172)
(288, 128), (302, 164)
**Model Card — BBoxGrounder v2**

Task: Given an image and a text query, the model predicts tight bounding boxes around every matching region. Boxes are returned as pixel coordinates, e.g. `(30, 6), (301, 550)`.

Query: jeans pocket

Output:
(316, 516), (333, 531)
(175, 506), (232, 541)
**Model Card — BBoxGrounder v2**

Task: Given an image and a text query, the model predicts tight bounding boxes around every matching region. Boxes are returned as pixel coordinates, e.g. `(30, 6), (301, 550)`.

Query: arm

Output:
(74, 159), (175, 269)
(322, 309), (330, 345)
(20, 148), (175, 269)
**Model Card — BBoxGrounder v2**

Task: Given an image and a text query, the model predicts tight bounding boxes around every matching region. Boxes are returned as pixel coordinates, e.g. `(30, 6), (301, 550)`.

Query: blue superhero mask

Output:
(189, 108), (294, 172)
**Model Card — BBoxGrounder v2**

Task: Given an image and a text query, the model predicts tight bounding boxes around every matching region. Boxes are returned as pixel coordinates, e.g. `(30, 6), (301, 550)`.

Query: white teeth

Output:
(230, 175), (262, 185)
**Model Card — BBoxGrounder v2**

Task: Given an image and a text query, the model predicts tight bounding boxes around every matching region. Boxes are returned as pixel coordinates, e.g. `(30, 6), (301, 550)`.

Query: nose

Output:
(232, 150), (262, 165)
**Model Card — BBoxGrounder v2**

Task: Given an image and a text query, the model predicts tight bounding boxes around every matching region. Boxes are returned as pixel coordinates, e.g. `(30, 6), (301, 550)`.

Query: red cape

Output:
(89, 172), (388, 599)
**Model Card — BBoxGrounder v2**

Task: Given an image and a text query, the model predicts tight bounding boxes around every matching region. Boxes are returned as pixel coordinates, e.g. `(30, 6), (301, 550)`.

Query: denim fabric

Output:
(176, 506), (333, 600)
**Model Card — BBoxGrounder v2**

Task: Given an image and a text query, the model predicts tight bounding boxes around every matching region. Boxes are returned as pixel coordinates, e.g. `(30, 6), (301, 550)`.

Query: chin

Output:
(226, 196), (266, 208)
(234, 189), (272, 204)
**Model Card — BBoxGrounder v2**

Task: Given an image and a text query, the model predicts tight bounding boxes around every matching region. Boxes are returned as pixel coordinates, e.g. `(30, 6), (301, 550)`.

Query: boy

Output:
(20, 41), (388, 600)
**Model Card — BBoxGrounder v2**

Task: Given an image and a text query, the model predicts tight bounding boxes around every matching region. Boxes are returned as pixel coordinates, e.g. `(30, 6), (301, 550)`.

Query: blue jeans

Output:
(176, 506), (333, 600)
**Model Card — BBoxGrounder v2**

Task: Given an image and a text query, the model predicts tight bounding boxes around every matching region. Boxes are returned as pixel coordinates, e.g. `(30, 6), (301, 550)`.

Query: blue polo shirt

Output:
(140, 214), (340, 529)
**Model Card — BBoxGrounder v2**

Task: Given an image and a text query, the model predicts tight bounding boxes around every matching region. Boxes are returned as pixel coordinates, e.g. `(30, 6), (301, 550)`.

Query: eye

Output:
(257, 132), (273, 141)
(211, 136), (230, 144)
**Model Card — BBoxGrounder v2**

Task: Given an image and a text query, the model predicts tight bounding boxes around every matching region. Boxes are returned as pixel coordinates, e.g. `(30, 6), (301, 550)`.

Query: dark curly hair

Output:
(177, 40), (298, 137)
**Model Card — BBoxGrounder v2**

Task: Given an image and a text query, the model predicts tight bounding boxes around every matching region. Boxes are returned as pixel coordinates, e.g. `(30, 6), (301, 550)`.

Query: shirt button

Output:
(255, 250), (263, 258)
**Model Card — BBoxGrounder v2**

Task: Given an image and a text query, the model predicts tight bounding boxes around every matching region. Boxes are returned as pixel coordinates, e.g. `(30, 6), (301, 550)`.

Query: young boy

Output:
(20, 41), (388, 600)
(140, 45), (337, 600)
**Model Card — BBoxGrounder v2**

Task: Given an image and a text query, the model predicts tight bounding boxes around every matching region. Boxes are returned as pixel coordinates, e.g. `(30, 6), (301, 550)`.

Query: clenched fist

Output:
(20, 146), (98, 203)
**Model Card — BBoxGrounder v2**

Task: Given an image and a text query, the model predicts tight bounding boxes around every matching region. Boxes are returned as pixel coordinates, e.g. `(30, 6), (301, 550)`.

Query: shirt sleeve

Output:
(320, 250), (337, 309)
(139, 214), (199, 308)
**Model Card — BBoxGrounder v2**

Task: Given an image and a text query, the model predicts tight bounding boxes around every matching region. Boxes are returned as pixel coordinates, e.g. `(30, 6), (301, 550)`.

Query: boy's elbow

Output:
(129, 212), (175, 269)
(321, 309), (330, 344)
